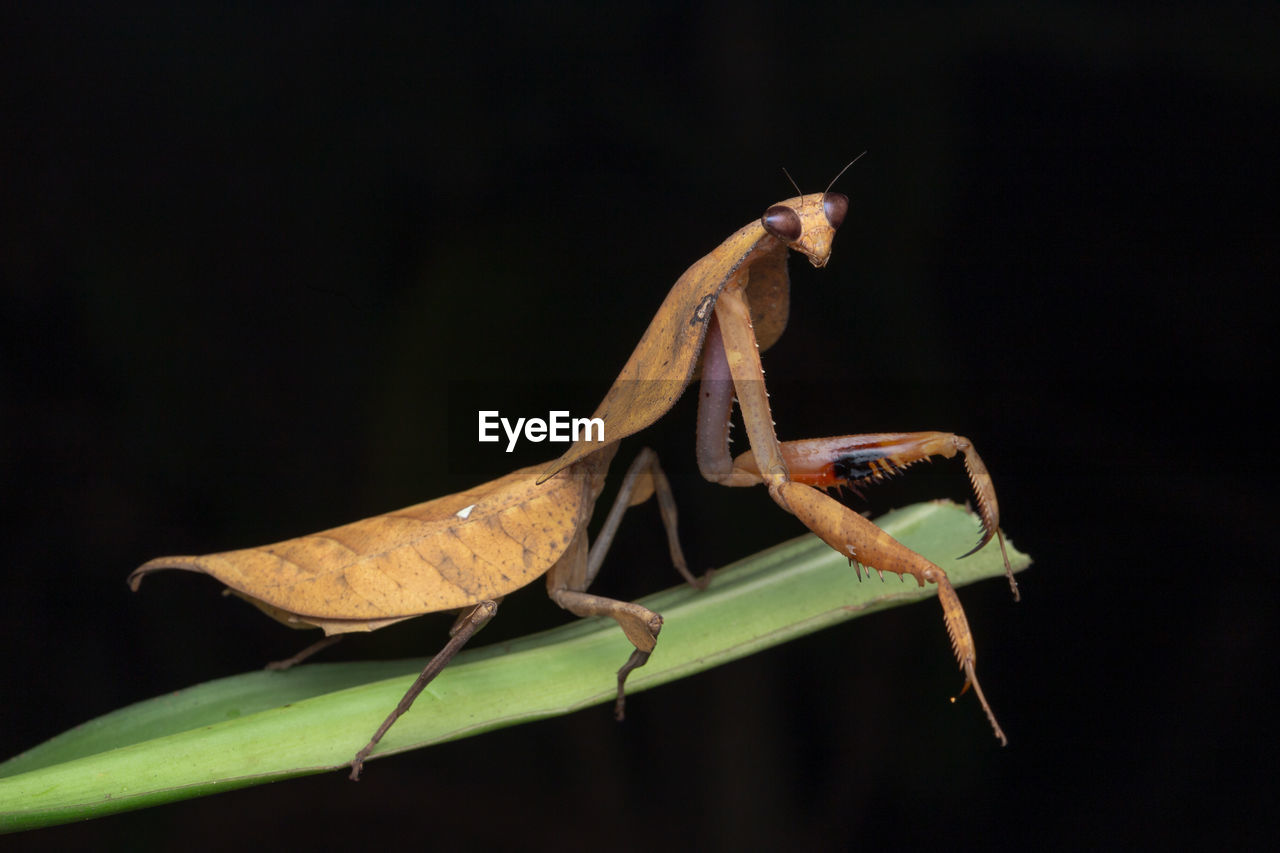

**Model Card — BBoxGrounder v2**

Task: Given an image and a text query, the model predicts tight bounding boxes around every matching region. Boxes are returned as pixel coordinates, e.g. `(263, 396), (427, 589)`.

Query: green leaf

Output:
(0, 501), (1029, 833)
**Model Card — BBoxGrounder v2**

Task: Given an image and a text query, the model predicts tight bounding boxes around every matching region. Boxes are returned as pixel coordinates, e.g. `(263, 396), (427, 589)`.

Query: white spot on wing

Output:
(456, 503), (476, 520)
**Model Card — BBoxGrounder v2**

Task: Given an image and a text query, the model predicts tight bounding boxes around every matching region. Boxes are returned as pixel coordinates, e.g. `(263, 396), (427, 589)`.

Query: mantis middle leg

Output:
(547, 447), (699, 720)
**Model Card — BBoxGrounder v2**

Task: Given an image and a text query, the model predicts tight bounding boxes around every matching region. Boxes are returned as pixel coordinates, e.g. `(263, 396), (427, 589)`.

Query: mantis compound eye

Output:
(823, 193), (849, 230)
(762, 205), (802, 242)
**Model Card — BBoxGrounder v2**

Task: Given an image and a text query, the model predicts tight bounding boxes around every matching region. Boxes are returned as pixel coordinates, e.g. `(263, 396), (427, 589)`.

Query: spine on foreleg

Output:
(774, 481), (933, 586)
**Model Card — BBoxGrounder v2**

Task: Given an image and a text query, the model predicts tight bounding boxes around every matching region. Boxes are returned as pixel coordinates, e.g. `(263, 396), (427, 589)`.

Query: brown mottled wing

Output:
(130, 463), (599, 621)
(540, 219), (787, 482)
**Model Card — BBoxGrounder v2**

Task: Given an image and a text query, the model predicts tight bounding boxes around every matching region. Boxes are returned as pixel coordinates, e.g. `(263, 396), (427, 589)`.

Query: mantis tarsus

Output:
(131, 170), (1017, 780)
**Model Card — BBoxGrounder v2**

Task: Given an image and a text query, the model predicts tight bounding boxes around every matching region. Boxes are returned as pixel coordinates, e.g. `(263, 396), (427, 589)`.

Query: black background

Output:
(3, 3), (1274, 849)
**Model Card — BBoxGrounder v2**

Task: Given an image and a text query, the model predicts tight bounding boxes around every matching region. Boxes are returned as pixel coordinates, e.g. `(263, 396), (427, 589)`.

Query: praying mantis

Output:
(130, 167), (1016, 779)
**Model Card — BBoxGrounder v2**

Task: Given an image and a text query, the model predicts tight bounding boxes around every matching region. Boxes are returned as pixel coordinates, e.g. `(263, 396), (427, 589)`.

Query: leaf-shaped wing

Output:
(130, 463), (600, 621)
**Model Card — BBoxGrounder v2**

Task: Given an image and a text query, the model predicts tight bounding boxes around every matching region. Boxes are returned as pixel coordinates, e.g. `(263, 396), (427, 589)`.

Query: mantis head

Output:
(761, 191), (848, 268)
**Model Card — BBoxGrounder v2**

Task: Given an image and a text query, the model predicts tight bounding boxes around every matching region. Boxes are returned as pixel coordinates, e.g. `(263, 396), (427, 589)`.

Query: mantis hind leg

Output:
(348, 599), (499, 780)
(264, 634), (344, 671)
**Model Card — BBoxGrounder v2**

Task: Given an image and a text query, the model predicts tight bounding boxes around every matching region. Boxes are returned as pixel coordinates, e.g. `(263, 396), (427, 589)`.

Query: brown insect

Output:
(131, 165), (1016, 779)
(541, 163), (1015, 742)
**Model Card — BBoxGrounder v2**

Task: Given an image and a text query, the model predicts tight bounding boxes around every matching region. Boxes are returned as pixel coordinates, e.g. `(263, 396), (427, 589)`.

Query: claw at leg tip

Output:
(953, 660), (1007, 746)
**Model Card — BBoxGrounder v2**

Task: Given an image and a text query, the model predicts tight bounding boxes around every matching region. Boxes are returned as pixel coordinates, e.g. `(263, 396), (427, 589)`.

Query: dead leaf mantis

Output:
(131, 165), (1017, 780)
(539, 161), (1016, 742)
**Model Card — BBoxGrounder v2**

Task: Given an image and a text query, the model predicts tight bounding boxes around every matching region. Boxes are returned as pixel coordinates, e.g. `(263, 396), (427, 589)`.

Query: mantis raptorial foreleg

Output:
(699, 285), (1010, 744)
(729, 431), (1016, 597)
(701, 313), (1013, 596)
